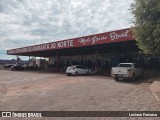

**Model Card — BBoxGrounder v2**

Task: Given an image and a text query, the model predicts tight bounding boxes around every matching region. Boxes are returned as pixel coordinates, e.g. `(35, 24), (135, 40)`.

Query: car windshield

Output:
(118, 64), (132, 67)
(68, 66), (75, 68)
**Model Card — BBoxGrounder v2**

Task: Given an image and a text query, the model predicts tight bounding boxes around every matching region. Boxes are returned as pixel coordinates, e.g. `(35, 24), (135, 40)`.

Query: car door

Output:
(79, 66), (85, 74)
(76, 66), (82, 74)
(81, 66), (87, 74)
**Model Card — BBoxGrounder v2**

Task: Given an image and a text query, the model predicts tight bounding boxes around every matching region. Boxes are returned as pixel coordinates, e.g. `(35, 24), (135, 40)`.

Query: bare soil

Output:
(0, 70), (160, 120)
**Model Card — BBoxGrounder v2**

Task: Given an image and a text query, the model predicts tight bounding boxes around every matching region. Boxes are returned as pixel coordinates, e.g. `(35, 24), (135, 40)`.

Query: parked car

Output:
(111, 63), (144, 81)
(3, 64), (14, 69)
(11, 64), (26, 71)
(66, 65), (92, 76)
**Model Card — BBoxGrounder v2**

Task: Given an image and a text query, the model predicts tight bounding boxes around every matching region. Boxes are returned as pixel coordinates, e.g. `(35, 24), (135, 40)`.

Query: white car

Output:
(111, 63), (144, 81)
(66, 65), (91, 76)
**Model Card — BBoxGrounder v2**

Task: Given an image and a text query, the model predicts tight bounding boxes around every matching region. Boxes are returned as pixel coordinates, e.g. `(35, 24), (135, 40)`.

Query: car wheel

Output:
(114, 77), (119, 81)
(87, 71), (89, 75)
(75, 71), (78, 76)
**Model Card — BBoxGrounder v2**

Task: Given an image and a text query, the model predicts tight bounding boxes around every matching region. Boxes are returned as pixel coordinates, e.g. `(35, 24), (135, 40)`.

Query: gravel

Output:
(0, 70), (160, 120)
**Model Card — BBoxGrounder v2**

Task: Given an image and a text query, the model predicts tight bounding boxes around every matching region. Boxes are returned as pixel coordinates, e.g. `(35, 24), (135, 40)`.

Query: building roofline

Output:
(7, 28), (134, 55)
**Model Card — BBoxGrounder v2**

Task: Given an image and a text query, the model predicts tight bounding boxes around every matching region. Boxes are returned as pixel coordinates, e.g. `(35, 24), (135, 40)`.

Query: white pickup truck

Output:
(111, 63), (144, 81)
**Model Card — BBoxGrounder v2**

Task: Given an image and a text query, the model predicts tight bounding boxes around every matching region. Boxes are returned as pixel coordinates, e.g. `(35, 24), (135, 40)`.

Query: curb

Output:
(151, 92), (160, 102)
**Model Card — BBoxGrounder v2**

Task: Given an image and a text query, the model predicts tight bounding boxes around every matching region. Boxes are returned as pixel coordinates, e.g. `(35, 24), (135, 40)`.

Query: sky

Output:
(0, 0), (134, 60)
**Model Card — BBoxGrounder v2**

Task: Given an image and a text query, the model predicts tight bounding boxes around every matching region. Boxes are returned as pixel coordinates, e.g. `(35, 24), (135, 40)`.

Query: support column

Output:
(29, 56), (30, 65)
(81, 55), (83, 66)
(55, 52), (58, 72)
(16, 55), (20, 64)
(35, 57), (37, 67)
(55, 52), (60, 72)
(95, 49), (98, 70)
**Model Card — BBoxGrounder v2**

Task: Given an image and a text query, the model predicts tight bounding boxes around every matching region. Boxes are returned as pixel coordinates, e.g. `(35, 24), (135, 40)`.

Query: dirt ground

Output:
(0, 69), (160, 120)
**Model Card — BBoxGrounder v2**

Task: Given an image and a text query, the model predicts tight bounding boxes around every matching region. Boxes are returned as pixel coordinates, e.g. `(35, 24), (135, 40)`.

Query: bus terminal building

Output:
(7, 28), (160, 73)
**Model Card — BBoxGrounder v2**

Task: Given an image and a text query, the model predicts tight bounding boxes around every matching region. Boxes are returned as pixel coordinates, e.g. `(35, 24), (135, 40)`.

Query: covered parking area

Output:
(7, 28), (141, 73)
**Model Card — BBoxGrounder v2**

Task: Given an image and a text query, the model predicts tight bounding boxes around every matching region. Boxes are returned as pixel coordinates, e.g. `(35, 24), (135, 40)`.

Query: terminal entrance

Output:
(47, 40), (140, 73)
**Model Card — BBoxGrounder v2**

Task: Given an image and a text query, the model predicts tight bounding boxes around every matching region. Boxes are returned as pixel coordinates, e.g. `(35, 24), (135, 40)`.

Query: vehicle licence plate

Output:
(117, 75), (123, 77)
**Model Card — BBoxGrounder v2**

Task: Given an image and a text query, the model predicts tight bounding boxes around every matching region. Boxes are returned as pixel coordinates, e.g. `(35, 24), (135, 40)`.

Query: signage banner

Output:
(7, 28), (134, 55)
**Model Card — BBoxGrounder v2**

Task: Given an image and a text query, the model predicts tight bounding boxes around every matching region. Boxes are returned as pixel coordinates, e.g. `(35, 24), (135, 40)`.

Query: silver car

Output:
(66, 65), (91, 76)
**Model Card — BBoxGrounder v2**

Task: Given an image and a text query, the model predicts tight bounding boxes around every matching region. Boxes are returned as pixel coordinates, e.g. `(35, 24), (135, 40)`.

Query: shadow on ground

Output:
(1, 68), (160, 85)
(114, 70), (160, 85)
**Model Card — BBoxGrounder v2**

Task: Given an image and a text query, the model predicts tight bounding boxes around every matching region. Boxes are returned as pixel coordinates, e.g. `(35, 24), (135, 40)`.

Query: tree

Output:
(131, 0), (160, 54)
(16, 56), (21, 64)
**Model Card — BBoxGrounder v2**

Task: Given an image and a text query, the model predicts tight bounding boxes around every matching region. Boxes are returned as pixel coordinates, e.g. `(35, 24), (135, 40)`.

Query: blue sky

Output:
(0, 0), (134, 60)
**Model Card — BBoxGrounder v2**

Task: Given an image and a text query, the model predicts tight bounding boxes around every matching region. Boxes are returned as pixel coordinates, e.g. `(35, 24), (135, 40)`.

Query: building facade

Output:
(7, 28), (160, 73)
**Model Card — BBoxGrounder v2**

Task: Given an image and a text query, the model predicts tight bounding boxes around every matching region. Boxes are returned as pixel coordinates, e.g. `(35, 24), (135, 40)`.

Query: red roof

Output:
(7, 28), (134, 55)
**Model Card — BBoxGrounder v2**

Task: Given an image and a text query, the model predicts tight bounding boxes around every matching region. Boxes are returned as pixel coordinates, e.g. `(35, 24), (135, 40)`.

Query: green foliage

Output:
(131, 0), (160, 54)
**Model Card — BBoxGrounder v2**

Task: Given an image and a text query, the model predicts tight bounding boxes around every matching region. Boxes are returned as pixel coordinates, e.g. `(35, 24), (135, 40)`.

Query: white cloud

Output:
(0, 0), (134, 59)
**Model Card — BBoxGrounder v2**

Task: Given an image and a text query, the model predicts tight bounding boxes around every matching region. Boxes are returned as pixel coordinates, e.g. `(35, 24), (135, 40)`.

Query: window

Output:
(81, 66), (86, 69)
(76, 66), (82, 69)
(76, 66), (85, 69)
